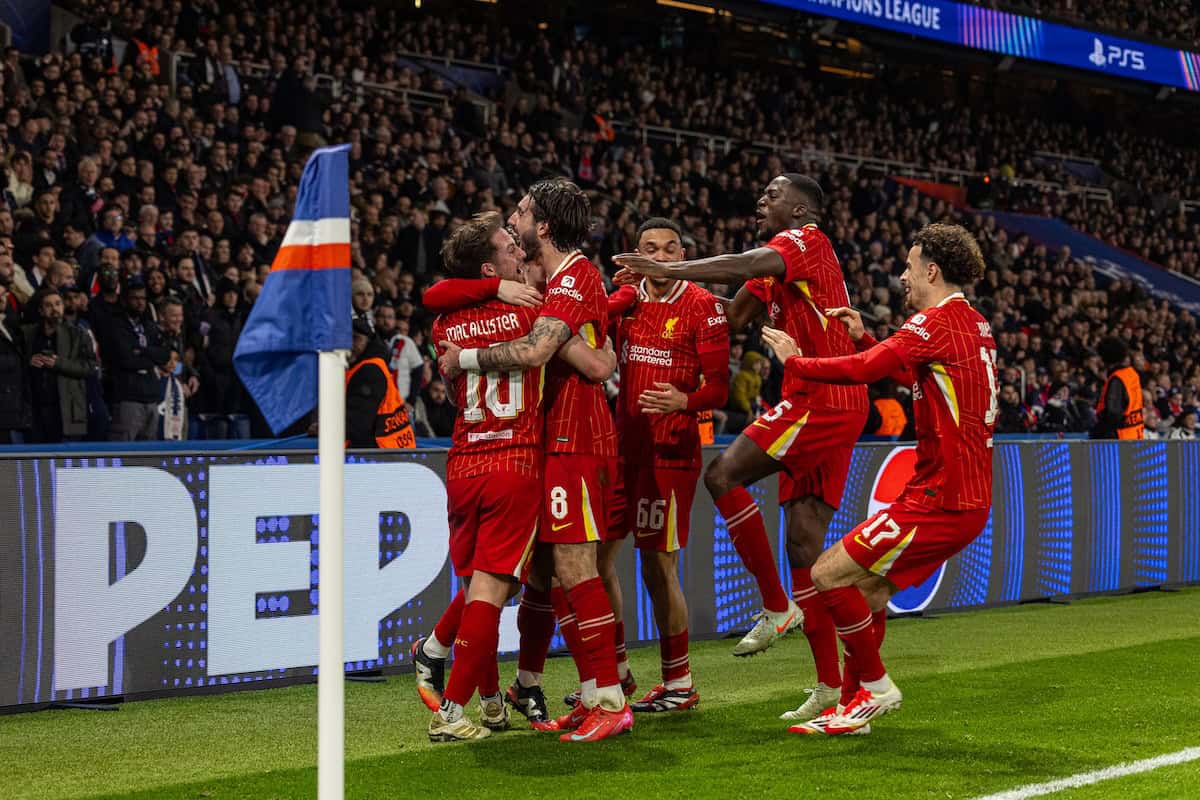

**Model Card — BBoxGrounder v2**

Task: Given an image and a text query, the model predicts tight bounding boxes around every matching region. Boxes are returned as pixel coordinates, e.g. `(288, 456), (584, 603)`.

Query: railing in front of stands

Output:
(167, 52), (495, 125)
(611, 121), (1115, 206)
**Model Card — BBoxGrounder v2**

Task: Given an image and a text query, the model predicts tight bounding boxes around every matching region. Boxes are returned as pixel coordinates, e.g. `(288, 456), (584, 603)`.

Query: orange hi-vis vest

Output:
(874, 397), (906, 437)
(1097, 366), (1144, 440)
(697, 409), (714, 445)
(345, 357), (415, 448)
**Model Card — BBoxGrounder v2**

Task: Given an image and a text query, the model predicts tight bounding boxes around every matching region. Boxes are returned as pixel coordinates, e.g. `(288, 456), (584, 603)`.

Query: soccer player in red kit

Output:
(439, 180), (633, 742)
(614, 174), (868, 694)
(418, 212), (614, 742)
(608, 217), (729, 712)
(762, 223), (997, 736)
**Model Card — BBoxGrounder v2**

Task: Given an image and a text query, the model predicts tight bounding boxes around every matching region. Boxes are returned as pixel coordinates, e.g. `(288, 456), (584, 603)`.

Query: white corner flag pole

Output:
(318, 349), (349, 800)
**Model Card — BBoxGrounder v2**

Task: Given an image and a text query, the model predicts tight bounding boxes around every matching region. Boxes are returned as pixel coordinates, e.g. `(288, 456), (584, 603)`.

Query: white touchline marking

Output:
(973, 747), (1200, 800)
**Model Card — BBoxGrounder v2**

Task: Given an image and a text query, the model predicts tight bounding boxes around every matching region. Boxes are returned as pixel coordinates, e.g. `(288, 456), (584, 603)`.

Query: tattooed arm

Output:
(439, 316), (572, 377)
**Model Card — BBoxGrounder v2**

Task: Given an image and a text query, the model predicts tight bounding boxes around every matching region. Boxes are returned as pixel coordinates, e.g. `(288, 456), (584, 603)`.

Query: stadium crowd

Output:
(0, 2), (1197, 444)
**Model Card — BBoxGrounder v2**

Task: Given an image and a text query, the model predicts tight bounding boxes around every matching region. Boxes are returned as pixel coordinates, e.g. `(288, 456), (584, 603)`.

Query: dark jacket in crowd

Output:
(109, 311), (170, 403)
(21, 320), (97, 438)
(0, 314), (31, 433)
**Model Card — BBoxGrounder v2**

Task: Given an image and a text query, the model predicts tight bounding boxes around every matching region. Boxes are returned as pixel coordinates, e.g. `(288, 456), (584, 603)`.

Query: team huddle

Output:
(413, 175), (998, 743)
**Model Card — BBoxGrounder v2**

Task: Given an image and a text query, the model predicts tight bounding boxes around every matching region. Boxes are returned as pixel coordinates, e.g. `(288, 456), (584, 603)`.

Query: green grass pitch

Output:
(2, 589), (1198, 800)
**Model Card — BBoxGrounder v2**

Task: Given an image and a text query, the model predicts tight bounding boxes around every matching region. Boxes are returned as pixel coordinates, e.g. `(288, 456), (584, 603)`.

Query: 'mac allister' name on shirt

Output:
(441, 311), (525, 343)
(431, 300), (544, 481)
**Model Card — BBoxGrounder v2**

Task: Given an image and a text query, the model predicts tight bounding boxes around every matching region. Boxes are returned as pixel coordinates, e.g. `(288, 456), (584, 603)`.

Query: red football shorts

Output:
(842, 499), (990, 590)
(743, 398), (863, 509)
(540, 453), (616, 545)
(446, 472), (541, 579)
(621, 461), (699, 552)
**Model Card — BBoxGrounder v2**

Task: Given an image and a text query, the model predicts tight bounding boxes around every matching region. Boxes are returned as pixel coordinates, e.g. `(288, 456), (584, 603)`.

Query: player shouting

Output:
(762, 223), (997, 736)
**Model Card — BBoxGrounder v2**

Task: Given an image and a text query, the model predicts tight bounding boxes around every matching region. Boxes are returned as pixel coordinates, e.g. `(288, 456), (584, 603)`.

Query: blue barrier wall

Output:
(0, 439), (1195, 710)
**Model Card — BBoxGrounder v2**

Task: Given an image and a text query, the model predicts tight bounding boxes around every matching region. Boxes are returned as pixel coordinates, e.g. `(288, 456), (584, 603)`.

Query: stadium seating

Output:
(0, 1), (1195, 444)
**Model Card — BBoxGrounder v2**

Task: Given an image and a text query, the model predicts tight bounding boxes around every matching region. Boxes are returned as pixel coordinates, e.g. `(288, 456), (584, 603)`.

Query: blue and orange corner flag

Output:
(234, 144), (352, 433)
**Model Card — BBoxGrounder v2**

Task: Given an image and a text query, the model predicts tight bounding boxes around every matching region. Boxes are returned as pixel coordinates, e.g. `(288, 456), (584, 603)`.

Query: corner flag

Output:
(234, 144), (352, 433)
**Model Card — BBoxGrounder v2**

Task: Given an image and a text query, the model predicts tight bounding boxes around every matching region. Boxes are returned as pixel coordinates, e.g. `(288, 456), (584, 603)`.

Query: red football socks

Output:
(822, 586), (885, 683)
(660, 629), (691, 685)
(517, 586), (556, 676)
(552, 586), (593, 683)
(615, 620), (629, 673)
(791, 567), (841, 688)
(567, 577), (621, 689)
(715, 487), (789, 613)
(433, 587), (466, 649)
(443, 601), (501, 706)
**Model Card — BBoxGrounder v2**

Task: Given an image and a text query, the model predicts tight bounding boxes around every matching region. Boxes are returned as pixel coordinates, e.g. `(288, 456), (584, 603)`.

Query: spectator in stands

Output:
(6, 151), (35, 209)
(0, 279), (30, 443)
(21, 288), (95, 443)
(412, 377), (455, 438)
(727, 350), (768, 434)
(996, 383), (1035, 434)
(108, 279), (170, 441)
(351, 278), (376, 332)
(1037, 381), (1088, 434)
(202, 277), (245, 417)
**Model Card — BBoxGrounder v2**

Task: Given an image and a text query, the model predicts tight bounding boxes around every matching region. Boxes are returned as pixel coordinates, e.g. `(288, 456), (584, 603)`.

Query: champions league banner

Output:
(1, 441), (1198, 711)
(765, 0), (1200, 92)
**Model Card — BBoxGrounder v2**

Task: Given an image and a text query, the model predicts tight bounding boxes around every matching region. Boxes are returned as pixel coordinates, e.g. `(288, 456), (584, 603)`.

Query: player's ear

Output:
(536, 219), (549, 240)
(481, 261), (497, 278)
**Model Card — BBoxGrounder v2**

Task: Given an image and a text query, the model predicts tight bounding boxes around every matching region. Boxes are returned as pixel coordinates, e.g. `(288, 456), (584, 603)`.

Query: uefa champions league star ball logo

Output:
(867, 446), (948, 614)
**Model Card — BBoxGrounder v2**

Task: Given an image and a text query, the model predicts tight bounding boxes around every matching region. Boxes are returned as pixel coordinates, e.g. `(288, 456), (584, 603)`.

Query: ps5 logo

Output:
(1088, 37), (1146, 71)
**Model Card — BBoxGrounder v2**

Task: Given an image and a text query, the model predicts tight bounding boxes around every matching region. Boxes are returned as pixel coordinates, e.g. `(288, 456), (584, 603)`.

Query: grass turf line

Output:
(0, 589), (1196, 800)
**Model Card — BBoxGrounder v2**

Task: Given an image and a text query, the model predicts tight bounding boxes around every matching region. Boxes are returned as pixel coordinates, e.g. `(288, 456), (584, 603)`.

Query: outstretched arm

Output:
(785, 345), (907, 386)
(613, 247), (786, 285)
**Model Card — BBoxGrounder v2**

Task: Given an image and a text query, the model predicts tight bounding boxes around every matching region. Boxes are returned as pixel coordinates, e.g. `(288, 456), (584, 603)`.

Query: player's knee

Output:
(858, 577), (893, 611)
(703, 458), (734, 498)
(553, 544), (595, 589)
(786, 537), (822, 568)
(810, 556), (837, 592)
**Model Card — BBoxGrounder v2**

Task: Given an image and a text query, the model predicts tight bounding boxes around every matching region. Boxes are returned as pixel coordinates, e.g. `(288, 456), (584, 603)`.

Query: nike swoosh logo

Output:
(551, 522), (573, 531)
(774, 611), (797, 634)
(582, 634), (599, 642)
(570, 726), (603, 742)
(635, 530), (658, 538)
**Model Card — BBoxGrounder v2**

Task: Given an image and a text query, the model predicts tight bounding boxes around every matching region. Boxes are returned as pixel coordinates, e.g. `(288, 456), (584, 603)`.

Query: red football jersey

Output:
(540, 251), (618, 457)
(762, 225), (868, 414)
(878, 294), (998, 511)
(615, 280), (728, 469)
(432, 300), (544, 481)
